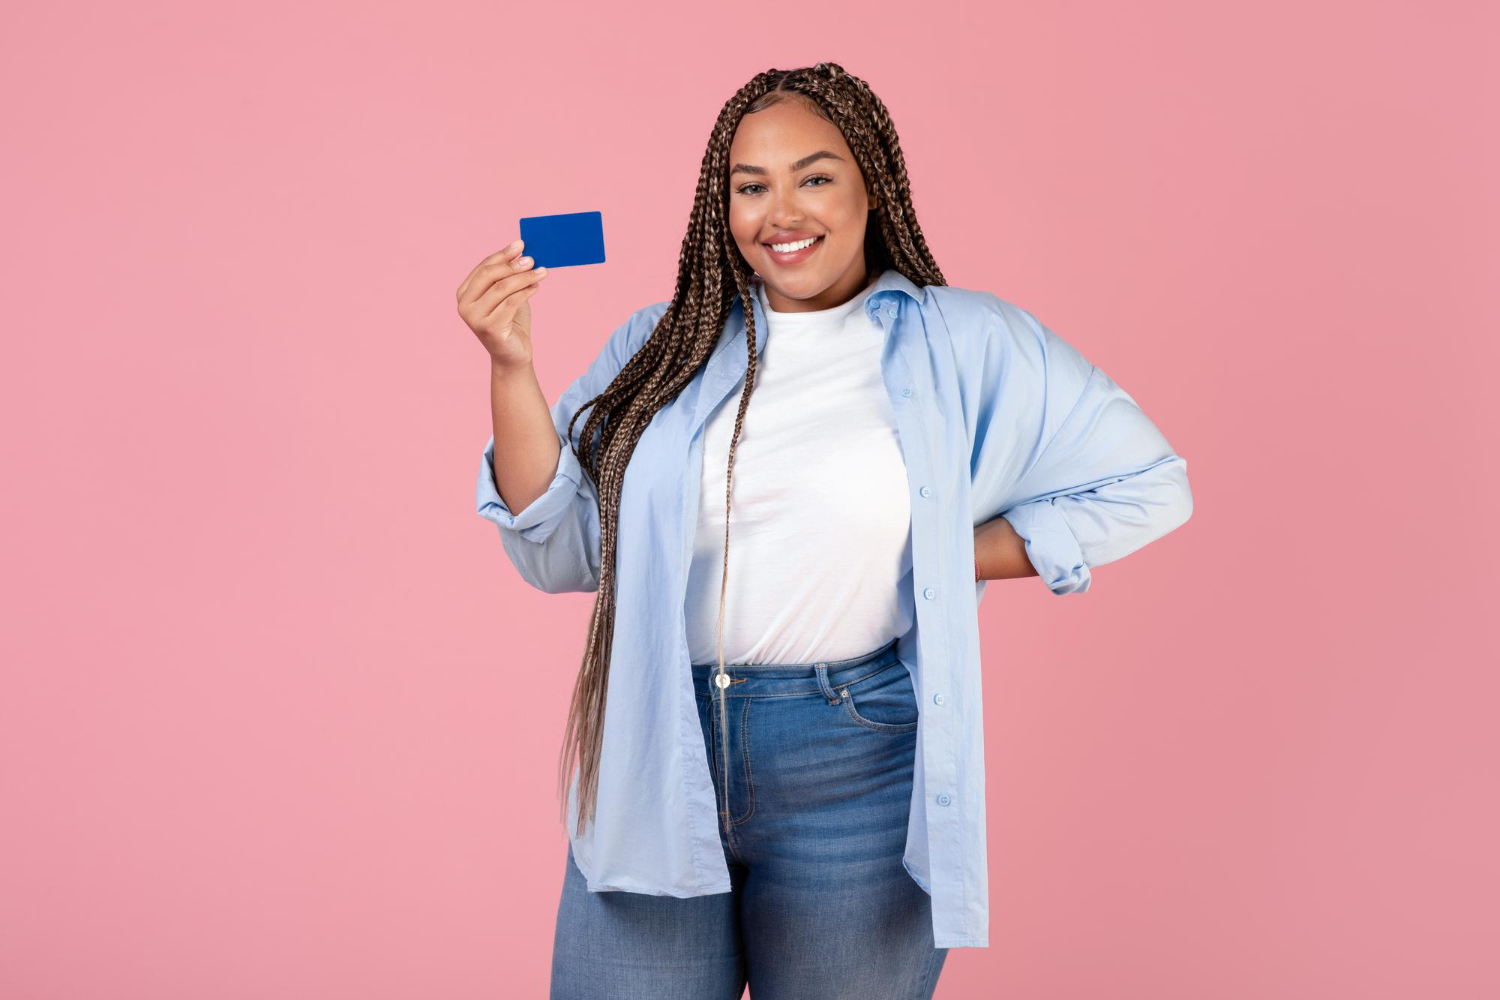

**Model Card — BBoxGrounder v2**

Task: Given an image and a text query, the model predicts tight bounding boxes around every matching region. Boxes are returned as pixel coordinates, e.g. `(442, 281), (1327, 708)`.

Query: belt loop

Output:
(815, 664), (840, 704)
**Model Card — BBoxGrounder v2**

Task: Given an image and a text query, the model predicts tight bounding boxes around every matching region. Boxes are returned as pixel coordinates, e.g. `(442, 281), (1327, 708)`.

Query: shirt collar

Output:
(730, 267), (926, 337)
(865, 266), (925, 304)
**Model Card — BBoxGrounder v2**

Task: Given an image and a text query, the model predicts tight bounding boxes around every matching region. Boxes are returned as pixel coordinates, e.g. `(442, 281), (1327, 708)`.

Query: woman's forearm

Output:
(974, 514), (1038, 582)
(489, 360), (564, 517)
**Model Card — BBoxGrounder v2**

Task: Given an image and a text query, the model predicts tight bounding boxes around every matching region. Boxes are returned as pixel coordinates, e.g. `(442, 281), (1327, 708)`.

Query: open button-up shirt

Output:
(475, 267), (1193, 948)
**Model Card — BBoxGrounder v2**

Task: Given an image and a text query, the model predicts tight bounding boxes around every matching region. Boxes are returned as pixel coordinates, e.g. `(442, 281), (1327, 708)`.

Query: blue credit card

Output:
(518, 210), (607, 268)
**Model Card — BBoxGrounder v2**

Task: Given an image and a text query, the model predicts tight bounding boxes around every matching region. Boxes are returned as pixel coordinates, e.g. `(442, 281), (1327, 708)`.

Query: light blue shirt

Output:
(476, 267), (1192, 948)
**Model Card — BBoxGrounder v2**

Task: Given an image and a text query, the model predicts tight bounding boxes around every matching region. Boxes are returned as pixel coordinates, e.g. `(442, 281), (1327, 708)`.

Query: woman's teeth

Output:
(769, 236), (821, 252)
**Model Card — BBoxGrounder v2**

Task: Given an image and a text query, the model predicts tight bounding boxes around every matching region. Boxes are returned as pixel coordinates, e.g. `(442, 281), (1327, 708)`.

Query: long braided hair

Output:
(557, 61), (947, 837)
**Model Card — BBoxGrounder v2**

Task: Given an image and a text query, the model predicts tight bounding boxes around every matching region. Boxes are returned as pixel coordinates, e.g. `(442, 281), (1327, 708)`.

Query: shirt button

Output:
(901, 387), (912, 397)
(933, 692), (945, 705)
(887, 306), (897, 319)
(923, 587), (935, 600)
(919, 486), (932, 498)
(936, 793), (952, 806)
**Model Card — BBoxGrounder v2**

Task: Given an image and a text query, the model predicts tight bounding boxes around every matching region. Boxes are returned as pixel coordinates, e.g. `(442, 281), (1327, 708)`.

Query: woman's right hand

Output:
(455, 239), (550, 371)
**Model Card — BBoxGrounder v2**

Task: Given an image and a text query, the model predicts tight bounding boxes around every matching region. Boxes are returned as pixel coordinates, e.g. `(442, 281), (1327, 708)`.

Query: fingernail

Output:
(508, 239), (523, 250)
(535, 266), (548, 275)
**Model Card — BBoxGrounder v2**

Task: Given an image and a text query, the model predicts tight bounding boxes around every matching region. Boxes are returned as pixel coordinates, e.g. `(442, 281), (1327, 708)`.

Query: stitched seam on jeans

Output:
(693, 662), (900, 699)
(730, 696), (755, 827)
(843, 687), (920, 733)
(706, 701), (747, 865)
(917, 945), (945, 997)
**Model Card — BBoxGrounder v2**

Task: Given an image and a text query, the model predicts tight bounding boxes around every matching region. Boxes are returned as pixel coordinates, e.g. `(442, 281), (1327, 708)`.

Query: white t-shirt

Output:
(684, 273), (914, 666)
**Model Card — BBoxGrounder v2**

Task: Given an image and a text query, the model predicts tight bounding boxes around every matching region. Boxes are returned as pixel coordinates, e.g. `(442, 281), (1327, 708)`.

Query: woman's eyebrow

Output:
(730, 150), (845, 177)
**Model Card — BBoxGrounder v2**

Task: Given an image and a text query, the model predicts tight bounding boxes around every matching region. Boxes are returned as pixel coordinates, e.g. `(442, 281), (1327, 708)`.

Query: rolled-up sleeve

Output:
(970, 300), (1193, 595)
(475, 300), (668, 594)
(477, 429), (587, 542)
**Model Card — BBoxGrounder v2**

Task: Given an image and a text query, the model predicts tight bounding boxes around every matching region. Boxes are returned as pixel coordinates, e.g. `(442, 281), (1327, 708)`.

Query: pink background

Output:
(3, 2), (1495, 997)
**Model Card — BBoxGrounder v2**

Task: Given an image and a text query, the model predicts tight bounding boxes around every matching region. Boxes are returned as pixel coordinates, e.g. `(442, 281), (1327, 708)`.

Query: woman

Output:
(457, 63), (1192, 999)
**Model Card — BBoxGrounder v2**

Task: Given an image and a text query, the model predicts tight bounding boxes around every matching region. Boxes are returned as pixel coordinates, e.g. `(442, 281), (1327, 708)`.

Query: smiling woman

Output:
(728, 112), (885, 312)
(472, 60), (1192, 999)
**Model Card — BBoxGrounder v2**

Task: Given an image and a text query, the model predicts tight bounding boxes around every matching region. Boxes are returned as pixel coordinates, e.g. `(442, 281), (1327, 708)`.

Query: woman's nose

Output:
(767, 192), (804, 225)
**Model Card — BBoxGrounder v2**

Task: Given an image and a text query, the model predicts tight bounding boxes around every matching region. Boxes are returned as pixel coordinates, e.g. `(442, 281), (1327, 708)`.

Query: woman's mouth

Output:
(763, 234), (824, 265)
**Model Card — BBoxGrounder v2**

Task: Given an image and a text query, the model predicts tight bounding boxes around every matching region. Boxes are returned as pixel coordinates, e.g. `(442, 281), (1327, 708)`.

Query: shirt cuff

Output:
(999, 499), (1091, 595)
(476, 432), (585, 544)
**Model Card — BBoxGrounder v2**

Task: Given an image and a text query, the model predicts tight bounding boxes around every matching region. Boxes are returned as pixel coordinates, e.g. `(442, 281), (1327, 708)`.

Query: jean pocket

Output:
(837, 662), (920, 733)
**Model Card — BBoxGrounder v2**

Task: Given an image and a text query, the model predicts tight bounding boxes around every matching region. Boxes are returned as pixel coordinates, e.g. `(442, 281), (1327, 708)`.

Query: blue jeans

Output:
(550, 638), (948, 999)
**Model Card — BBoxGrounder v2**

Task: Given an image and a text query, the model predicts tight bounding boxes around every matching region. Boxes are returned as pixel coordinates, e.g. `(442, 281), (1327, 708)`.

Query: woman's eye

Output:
(736, 175), (833, 195)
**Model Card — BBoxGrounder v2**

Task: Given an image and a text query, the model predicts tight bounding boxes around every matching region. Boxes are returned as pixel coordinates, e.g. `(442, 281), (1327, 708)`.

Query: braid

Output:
(558, 62), (947, 838)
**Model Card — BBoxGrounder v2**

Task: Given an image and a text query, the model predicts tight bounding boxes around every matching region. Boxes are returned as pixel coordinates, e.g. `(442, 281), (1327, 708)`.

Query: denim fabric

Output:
(550, 639), (948, 1000)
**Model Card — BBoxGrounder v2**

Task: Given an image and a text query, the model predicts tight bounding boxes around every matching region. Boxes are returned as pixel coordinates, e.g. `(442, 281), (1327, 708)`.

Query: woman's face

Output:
(726, 98), (879, 313)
